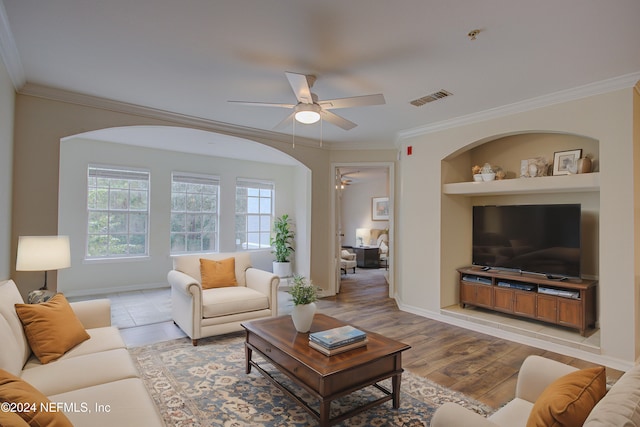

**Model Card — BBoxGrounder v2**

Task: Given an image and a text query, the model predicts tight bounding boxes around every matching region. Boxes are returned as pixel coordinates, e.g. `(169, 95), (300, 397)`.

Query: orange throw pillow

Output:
(0, 368), (73, 426)
(200, 257), (238, 289)
(527, 366), (606, 427)
(15, 293), (90, 364)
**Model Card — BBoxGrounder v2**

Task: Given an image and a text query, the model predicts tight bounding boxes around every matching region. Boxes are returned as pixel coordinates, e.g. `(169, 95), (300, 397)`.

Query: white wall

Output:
(58, 136), (303, 296)
(341, 173), (389, 246)
(397, 87), (638, 365)
(0, 56), (14, 280)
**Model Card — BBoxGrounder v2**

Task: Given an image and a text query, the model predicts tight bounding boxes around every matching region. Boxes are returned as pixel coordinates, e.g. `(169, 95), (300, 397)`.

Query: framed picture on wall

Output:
(372, 197), (389, 221)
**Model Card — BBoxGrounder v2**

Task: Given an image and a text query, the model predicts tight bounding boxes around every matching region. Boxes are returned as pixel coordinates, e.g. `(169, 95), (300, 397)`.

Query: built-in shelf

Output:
(442, 172), (600, 196)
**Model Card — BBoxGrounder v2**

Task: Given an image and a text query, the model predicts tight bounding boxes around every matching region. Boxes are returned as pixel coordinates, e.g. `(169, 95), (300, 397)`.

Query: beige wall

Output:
(11, 94), (335, 297)
(398, 87), (638, 365)
(0, 57), (14, 280)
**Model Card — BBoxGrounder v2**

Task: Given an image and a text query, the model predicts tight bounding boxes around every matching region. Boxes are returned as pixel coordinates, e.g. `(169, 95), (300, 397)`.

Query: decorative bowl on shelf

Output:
(481, 172), (496, 181)
(473, 174), (483, 182)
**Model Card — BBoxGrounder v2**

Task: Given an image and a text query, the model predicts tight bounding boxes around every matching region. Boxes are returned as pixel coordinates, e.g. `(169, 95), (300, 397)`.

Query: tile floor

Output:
(70, 286), (295, 347)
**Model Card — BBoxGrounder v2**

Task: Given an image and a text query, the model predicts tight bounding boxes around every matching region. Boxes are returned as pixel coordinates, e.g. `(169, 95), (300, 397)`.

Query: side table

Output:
(354, 247), (380, 268)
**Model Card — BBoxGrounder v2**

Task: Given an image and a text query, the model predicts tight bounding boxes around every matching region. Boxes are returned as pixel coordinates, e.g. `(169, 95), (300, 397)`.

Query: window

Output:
(87, 166), (150, 259)
(235, 179), (274, 250)
(170, 172), (219, 254)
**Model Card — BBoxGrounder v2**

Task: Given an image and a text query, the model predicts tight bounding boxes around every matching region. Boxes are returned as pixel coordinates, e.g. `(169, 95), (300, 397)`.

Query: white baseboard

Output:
(62, 282), (169, 298)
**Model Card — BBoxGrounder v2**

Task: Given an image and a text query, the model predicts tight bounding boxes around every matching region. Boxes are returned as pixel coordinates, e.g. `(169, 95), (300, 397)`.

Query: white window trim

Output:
(86, 165), (150, 260)
(170, 171), (220, 254)
(235, 178), (275, 251)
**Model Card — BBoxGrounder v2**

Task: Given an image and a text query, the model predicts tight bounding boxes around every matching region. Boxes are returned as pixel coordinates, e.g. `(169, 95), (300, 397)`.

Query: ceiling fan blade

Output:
(273, 111), (296, 130)
(228, 100), (295, 109)
(319, 93), (386, 110)
(285, 72), (314, 104)
(320, 110), (357, 130)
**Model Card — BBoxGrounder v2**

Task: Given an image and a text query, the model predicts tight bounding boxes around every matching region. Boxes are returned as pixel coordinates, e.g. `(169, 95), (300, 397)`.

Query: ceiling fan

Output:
(228, 72), (385, 131)
(340, 171), (359, 186)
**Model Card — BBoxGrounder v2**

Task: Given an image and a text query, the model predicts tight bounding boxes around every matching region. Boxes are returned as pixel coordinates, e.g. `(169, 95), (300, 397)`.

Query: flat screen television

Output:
(472, 204), (581, 279)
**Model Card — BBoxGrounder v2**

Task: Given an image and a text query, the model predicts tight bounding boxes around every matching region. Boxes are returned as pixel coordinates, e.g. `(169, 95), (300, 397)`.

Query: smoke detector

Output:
(468, 29), (481, 40)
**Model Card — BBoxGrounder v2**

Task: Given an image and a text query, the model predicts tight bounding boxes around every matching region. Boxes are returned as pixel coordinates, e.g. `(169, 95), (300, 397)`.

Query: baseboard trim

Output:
(62, 282), (169, 298)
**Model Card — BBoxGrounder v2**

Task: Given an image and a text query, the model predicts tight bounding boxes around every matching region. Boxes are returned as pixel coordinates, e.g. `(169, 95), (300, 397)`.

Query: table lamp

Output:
(16, 235), (70, 303)
(355, 228), (371, 247)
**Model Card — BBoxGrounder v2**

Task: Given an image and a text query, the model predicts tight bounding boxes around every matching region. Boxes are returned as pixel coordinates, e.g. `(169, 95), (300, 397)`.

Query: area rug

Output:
(128, 333), (494, 427)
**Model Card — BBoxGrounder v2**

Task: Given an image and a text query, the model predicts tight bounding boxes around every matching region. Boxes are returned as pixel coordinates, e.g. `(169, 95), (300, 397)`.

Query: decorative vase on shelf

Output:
(577, 157), (592, 174)
(480, 163), (495, 181)
(291, 302), (316, 333)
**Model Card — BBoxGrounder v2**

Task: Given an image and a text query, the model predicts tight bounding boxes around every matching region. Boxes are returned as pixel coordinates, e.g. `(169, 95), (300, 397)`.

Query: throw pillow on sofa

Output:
(200, 257), (238, 289)
(0, 368), (73, 426)
(526, 366), (606, 427)
(15, 293), (90, 364)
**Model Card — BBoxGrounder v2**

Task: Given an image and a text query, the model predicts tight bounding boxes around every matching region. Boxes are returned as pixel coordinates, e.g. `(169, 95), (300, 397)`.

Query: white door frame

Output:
(330, 161), (395, 297)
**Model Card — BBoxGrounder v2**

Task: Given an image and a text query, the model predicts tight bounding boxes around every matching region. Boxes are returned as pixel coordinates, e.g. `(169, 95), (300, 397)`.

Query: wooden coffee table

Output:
(241, 314), (410, 426)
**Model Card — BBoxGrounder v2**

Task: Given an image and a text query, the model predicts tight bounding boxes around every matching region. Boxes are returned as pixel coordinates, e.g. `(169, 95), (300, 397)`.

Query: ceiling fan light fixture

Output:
(294, 104), (321, 124)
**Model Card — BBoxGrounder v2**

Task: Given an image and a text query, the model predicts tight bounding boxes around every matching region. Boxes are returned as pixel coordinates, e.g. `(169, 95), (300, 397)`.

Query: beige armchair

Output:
(168, 252), (279, 345)
(340, 249), (356, 274)
(377, 234), (389, 269)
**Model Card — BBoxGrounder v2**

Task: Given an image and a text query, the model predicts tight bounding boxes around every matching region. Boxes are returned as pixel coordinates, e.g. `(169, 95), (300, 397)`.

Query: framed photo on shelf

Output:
(371, 197), (389, 221)
(553, 149), (582, 176)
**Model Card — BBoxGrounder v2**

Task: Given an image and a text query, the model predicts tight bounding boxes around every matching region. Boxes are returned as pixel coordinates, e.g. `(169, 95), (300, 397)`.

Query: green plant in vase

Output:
(270, 214), (294, 277)
(288, 275), (320, 332)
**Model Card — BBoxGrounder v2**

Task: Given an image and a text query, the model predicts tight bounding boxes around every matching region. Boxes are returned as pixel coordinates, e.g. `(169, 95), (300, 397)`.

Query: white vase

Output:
(273, 261), (292, 278)
(291, 302), (316, 333)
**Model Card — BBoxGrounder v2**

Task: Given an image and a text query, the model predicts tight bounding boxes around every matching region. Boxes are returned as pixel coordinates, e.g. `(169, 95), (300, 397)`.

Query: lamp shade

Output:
(355, 228), (371, 247)
(16, 236), (71, 271)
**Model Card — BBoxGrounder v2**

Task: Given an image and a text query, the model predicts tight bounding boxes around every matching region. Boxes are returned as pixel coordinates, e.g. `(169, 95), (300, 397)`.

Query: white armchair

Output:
(168, 252), (279, 345)
(340, 249), (356, 274)
(377, 234), (389, 269)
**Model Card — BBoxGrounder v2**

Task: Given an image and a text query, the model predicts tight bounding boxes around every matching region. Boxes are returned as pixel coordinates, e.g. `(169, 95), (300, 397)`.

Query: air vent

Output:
(409, 90), (452, 107)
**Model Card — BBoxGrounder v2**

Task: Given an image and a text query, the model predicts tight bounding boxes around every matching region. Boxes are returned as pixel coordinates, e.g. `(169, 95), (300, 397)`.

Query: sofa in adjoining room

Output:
(0, 279), (163, 426)
(168, 251), (280, 345)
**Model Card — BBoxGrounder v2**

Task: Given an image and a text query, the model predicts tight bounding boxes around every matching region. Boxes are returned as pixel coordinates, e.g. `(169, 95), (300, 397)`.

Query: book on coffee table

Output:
(309, 338), (369, 356)
(309, 325), (367, 349)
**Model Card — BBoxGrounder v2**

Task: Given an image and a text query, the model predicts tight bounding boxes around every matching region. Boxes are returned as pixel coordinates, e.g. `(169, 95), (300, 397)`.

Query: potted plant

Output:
(270, 214), (294, 277)
(288, 275), (320, 332)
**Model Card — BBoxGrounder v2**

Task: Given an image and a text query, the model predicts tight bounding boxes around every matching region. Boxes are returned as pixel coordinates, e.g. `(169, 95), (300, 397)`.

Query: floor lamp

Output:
(16, 235), (71, 303)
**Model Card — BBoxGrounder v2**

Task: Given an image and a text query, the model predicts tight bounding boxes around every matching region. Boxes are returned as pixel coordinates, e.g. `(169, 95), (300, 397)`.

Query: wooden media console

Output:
(458, 267), (597, 336)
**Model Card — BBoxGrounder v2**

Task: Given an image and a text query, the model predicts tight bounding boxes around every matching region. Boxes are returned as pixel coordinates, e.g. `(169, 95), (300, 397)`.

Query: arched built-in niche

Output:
(440, 132), (600, 310)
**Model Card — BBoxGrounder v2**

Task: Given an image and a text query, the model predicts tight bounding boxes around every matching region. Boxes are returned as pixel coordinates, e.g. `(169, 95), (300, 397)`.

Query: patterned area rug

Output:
(128, 333), (494, 427)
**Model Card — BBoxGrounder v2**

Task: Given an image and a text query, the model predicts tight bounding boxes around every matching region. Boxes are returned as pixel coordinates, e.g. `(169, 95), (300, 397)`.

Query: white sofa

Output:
(0, 279), (163, 426)
(431, 354), (640, 427)
(168, 251), (280, 345)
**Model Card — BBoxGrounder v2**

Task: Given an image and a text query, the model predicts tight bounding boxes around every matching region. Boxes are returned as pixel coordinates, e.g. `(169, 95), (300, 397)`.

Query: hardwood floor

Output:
(319, 269), (624, 409)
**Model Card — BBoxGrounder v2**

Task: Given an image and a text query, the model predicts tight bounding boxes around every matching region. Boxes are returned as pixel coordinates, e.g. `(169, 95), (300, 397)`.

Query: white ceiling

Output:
(2, 0), (640, 151)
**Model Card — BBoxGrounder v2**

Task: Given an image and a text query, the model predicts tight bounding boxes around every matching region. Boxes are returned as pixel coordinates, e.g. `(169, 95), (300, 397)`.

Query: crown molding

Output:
(0, 0), (25, 88)
(18, 82), (326, 150)
(397, 72), (640, 142)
